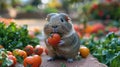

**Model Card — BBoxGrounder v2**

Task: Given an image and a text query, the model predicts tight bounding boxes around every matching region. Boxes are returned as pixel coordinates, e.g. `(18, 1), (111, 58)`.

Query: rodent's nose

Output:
(52, 26), (58, 28)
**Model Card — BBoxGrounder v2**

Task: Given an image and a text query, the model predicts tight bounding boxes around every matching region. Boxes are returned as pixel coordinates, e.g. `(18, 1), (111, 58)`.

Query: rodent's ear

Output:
(46, 13), (57, 21)
(59, 13), (70, 22)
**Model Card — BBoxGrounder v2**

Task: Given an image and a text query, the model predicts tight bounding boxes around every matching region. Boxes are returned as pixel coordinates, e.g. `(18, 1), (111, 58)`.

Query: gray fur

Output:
(43, 13), (80, 62)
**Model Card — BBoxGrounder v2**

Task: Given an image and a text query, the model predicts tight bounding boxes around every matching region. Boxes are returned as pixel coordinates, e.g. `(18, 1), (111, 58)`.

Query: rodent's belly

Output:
(55, 48), (68, 57)
(54, 46), (74, 57)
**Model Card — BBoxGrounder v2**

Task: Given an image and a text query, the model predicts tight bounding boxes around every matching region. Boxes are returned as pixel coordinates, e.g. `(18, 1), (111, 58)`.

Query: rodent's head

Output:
(44, 13), (73, 37)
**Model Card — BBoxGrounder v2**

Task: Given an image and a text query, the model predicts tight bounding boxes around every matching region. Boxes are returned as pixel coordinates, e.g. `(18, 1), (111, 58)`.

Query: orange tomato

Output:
(28, 30), (35, 38)
(23, 56), (34, 67)
(48, 33), (61, 46)
(33, 55), (42, 66)
(33, 27), (40, 33)
(24, 45), (34, 56)
(85, 25), (93, 34)
(79, 24), (84, 30)
(7, 51), (13, 55)
(0, 45), (3, 49)
(92, 23), (105, 33)
(8, 55), (17, 67)
(23, 55), (42, 67)
(34, 45), (43, 55)
(79, 46), (90, 58)
(13, 49), (20, 56)
(13, 49), (27, 59)
(84, 33), (90, 38)
(0, 18), (12, 25)
(18, 50), (27, 59)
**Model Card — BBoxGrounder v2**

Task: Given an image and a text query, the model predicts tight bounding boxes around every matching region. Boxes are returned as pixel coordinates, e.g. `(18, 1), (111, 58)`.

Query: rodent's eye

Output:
(60, 18), (64, 22)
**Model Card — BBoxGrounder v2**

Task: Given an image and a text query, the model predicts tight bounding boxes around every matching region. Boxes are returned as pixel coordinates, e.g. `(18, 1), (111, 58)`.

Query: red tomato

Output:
(33, 55), (42, 66)
(98, 10), (104, 17)
(92, 23), (105, 33)
(23, 55), (42, 67)
(48, 33), (61, 46)
(8, 55), (17, 67)
(18, 50), (27, 59)
(7, 51), (13, 55)
(34, 45), (43, 55)
(108, 27), (118, 32)
(92, 3), (98, 9)
(24, 56), (35, 67)
(24, 45), (34, 56)
(77, 32), (82, 38)
(73, 24), (80, 32)
(85, 25), (93, 34)
(28, 30), (35, 38)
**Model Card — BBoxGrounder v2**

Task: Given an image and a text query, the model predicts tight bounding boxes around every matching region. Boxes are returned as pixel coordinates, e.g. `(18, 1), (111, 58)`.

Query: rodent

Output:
(43, 13), (80, 62)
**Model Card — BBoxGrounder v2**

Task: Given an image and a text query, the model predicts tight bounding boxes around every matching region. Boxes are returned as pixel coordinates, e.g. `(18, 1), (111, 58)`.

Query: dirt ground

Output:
(16, 54), (107, 67)
(15, 19), (107, 67)
(40, 55), (107, 67)
(15, 19), (46, 30)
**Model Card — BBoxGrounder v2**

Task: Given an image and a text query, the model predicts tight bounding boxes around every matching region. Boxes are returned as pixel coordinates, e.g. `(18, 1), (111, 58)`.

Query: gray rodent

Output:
(43, 13), (80, 62)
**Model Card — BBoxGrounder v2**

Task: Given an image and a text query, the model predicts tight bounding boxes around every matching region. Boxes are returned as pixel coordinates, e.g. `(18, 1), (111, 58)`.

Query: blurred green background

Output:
(0, 1), (120, 67)
(0, 0), (119, 20)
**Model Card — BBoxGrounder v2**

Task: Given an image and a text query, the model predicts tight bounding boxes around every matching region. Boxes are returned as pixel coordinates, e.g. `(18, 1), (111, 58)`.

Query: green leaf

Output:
(61, 63), (66, 67)
(16, 56), (24, 64)
(110, 52), (120, 67)
(0, 22), (40, 51)
(2, 58), (13, 67)
(82, 32), (120, 66)
(106, 32), (116, 40)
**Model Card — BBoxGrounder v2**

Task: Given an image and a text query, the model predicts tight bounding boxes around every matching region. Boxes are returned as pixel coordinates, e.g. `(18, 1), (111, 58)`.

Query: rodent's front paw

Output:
(47, 57), (56, 61)
(58, 40), (65, 46)
(67, 58), (74, 63)
(46, 39), (49, 45)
